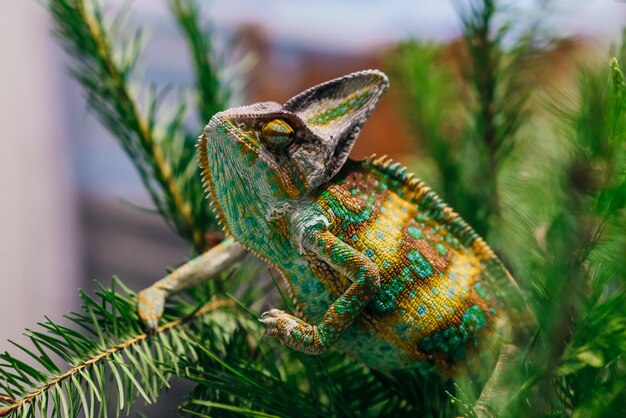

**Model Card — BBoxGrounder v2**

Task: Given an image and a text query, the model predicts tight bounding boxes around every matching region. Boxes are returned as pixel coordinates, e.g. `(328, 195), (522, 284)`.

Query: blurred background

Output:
(1, 0), (625, 377)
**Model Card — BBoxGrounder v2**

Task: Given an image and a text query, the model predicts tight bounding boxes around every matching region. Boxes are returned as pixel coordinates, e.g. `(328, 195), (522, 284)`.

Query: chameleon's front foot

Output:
(137, 287), (167, 330)
(259, 309), (330, 355)
(136, 238), (248, 331)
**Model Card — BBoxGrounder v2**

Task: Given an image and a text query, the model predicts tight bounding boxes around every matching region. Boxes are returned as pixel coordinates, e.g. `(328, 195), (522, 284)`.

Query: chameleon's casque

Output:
(195, 70), (528, 374)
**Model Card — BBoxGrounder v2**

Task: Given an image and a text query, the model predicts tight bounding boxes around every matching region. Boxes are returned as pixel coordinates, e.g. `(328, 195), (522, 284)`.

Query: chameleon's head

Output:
(199, 70), (388, 239)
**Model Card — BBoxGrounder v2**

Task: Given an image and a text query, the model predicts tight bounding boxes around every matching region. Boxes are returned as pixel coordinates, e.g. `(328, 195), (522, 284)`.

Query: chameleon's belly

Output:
(280, 250), (501, 374)
(279, 247), (501, 375)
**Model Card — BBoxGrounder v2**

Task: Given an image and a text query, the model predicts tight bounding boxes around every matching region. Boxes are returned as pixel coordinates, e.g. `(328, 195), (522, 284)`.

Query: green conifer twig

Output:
(50, 0), (208, 250)
(0, 298), (233, 417)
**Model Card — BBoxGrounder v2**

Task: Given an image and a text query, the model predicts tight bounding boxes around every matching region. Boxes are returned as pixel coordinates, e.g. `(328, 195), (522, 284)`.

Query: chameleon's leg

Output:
(473, 321), (522, 418)
(260, 229), (380, 354)
(138, 237), (247, 329)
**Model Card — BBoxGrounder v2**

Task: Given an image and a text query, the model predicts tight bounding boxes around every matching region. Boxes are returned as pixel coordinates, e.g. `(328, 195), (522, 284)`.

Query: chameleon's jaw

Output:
(199, 111), (305, 238)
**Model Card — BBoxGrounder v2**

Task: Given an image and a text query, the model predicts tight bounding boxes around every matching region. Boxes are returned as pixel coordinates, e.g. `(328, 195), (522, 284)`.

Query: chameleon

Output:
(138, 70), (532, 416)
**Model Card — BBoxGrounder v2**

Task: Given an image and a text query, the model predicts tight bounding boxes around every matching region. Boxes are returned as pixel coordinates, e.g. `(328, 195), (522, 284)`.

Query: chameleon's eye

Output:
(261, 119), (294, 150)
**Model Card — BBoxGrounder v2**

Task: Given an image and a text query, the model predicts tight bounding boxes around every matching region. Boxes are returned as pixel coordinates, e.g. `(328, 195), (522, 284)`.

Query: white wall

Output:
(0, 1), (80, 347)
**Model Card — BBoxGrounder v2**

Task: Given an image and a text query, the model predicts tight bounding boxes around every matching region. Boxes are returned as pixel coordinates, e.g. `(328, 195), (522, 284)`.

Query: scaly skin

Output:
(138, 70), (533, 415)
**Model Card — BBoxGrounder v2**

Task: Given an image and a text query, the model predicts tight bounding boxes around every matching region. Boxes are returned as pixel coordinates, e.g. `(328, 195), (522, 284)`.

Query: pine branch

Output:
(389, 0), (544, 238)
(541, 57), (626, 416)
(48, 0), (224, 251)
(386, 41), (467, 219)
(456, 0), (538, 234)
(0, 278), (236, 417)
(388, 3), (626, 416)
(169, 0), (228, 124)
(167, 0), (235, 248)
(498, 55), (626, 416)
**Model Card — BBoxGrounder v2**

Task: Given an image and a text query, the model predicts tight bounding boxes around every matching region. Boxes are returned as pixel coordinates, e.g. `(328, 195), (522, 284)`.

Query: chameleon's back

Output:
(284, 156), (525, 374)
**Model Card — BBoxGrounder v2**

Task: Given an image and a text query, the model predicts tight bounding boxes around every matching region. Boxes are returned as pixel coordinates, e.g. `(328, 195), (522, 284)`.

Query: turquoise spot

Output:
(417, 305), (427, 316)
(370, 268), (413, 315)
(409, 290), (417, 299)
(334, 295), (355, 315)
(383, 260), (391, 269)
(462, 304), (488, 332)
(431, 288), (439, 295)
(436, 243), (448, 255)
(331, 246), (350, 264)
(364, 248), (375, 259)
(352, 234), (359, 242)
(401, 207), (408, 213)
(407, 225), (423, 240)
(417, 305), (489, 362)
(447, 288), (455, 297)
(322, 191), (375, 223)
(377, 231), (384, 239)
(407, 250), (433, 278)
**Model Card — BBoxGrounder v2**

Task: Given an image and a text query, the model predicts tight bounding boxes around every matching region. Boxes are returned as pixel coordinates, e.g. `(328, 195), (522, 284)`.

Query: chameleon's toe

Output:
(259, 309), (327, 354)
(259, 309), (287, 337)
(260, 308), (284, 320)
(137, 287), (166, 330)
(259, 308), (304, 339)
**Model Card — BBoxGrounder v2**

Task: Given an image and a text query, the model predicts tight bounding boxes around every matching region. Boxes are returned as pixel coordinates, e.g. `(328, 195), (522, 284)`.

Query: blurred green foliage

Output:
(389, 3), (626, 415)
